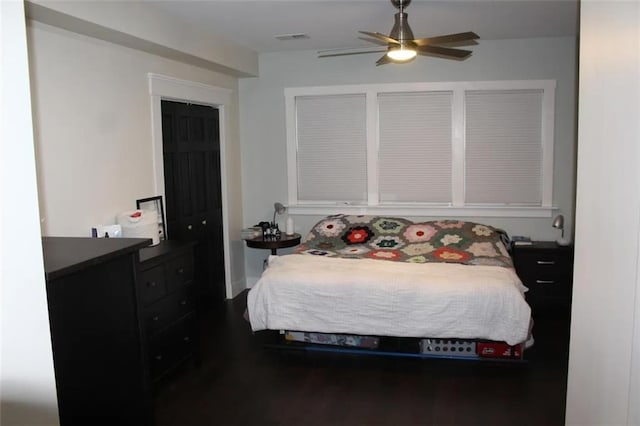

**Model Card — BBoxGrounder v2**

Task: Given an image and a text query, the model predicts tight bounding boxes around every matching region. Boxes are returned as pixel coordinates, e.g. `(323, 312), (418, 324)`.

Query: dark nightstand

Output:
(245, 233), (301, 255)
(511, 241), (574, 318)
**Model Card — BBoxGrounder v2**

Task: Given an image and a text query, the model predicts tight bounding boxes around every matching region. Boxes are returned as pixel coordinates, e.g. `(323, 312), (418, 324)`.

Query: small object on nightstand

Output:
(552, 214), (571, 246)
(286, 216), (295, 236)
(511, 236), (532, 246)
(262, 223), (281, 240)
(245, 232), (301, 256)
(272, 202), (287, 226)
(241, 227), (262, 240)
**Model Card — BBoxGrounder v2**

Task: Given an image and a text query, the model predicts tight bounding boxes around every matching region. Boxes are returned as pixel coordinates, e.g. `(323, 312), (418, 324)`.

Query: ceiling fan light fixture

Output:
(319, 0), (479, 65)
(387, 45), (417, 61)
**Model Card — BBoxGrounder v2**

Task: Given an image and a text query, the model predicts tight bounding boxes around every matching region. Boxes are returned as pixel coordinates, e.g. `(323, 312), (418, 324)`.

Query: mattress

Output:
(247, 254), (531, 346)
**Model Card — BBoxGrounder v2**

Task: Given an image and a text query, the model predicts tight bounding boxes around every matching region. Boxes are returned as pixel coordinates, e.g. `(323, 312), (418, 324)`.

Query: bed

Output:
(246, 215), (532, 360)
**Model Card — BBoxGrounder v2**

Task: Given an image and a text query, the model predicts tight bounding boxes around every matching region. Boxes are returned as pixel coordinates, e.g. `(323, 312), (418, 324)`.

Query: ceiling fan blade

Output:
(413, 31), (480, 47)
(318, 48), (387, 58)
(359, 31), (400, 45)
(358, 36), (389, 47)
(416, 45), (472, 59)
(376, 54), (393, 66)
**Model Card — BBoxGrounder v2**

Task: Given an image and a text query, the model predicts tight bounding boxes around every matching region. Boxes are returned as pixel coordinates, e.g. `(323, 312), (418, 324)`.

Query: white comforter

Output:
(247, 254), (531, 346)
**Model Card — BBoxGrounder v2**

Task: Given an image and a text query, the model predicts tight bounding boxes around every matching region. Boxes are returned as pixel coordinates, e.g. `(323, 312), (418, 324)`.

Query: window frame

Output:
(285, 80), (556, 218)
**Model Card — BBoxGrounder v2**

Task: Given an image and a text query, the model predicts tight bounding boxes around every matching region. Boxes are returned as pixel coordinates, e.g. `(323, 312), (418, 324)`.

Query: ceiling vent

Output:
(274, 33), (310, 41)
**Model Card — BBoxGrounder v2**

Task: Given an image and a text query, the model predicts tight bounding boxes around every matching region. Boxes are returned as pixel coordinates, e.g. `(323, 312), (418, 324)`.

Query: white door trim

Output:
(148, 73), (233, 299)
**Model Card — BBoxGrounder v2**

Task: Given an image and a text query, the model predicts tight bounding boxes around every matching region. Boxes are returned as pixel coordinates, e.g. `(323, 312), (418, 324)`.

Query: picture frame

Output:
(136, 195), (166, 241)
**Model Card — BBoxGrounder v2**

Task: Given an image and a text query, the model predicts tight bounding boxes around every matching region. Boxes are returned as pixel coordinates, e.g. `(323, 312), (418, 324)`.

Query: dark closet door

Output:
(161, 100), (225, 304)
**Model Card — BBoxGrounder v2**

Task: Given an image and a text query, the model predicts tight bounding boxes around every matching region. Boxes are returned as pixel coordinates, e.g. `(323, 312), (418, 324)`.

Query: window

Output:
(285, 81), (555, 217)
(378, 91), (453, 203)
(465, 89), (544, 205)
(295, 94), (367, 202)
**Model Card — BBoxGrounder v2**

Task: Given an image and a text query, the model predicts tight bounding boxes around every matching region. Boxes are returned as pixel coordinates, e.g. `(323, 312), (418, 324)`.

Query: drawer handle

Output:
(147, 281), (157, 288)
(187, 224), (193, 230)
(536, 280), (556, 284)
(176, 267), (185, 275)
(180, 300), (187, 306)
(536, 260), (556, 265)
(202, 220), (207, 225)
(152, 315), (160, 321)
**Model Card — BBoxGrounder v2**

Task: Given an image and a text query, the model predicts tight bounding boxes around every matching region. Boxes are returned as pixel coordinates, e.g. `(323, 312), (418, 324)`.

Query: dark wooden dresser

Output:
(512, 241), (574, 317)
(138, 240), (198, 382)
(42, 237), (153, 426)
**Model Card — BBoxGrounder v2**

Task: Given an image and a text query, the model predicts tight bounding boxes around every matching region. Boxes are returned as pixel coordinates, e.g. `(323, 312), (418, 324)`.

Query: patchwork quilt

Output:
(294, 214), (513, 268)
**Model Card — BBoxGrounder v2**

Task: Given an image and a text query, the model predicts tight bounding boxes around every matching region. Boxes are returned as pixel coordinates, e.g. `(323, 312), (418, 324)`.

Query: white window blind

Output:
(285, 81), (555, 216)
(296, 94), (367, 202)
(378, 92), (453, 203)
(465, 89), (544, 205)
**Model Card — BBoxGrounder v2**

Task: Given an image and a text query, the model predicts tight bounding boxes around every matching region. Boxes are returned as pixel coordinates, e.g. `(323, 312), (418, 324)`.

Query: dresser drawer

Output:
(144, 285), (196, 336)
(166, 254), (194, 293)
(149, 314), (197, 380)
(138, 265), (167, 306)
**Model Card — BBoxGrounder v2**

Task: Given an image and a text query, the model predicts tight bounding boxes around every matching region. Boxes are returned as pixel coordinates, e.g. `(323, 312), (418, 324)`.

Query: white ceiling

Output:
(148, 0), (579, 54)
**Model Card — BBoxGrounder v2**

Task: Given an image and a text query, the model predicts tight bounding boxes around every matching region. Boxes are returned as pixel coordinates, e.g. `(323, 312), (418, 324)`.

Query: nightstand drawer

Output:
(518, 267), (571, 288)
(525, 278), (572, 301)
(514, 252), (572, 281)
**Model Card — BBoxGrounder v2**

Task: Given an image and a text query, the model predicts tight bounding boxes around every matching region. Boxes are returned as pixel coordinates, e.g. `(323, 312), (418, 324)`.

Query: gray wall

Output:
(239, 37), (577, 285)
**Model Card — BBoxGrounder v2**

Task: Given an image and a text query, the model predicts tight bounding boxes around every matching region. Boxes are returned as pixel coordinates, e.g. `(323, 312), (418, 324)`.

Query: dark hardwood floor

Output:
(154, 291), (570, 426)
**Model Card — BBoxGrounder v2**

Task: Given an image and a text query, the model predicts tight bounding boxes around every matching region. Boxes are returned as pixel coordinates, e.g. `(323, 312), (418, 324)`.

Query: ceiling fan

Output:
(318, 0), (480, 66)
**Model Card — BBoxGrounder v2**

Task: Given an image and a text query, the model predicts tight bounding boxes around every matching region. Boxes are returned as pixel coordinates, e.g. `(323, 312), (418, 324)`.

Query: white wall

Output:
(28, 21), (247, 296)
(26, 0), (258, 77)
(239, 37), (577, 285)
(1, 1), (59, 424)
(565, 2), (640, 425)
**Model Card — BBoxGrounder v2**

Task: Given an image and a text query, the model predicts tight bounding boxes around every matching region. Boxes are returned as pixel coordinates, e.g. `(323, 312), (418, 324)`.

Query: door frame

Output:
(148, 73), (232, 299)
